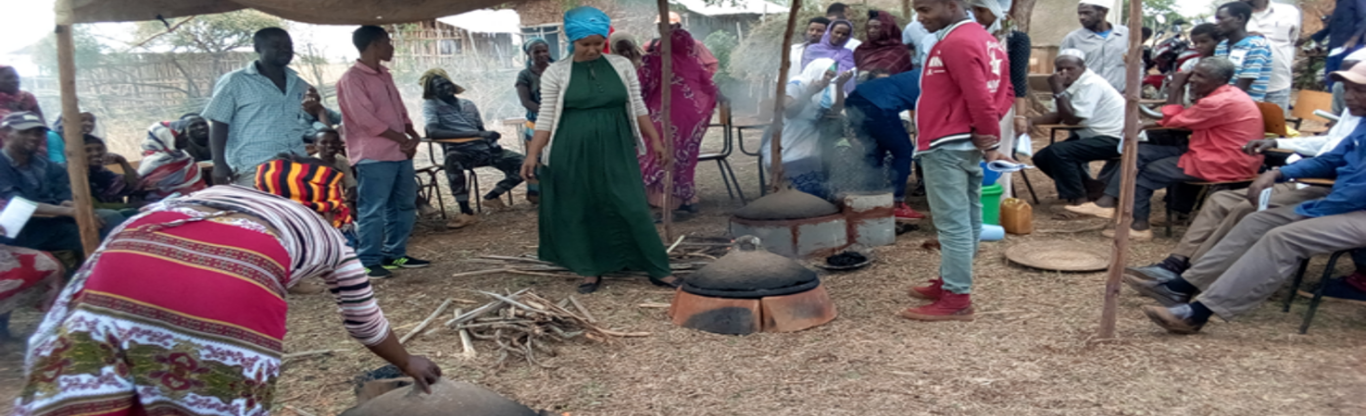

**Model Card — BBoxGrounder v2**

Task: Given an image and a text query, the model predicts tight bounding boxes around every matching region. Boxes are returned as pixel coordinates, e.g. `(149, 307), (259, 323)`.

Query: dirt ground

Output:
(2, 129), (1365, 416)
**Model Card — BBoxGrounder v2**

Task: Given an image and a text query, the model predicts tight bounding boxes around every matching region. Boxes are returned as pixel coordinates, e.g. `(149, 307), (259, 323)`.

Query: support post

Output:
(656, 0), (675, 242)
(1099, 0), (1144, 339)
(769, 0), (803, 193)
(55, 0), (100, 255)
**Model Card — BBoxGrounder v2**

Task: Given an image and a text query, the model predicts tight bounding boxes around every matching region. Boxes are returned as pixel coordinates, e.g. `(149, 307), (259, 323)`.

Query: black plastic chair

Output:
(1283, 248), (1362, 334)
(698, 100), (746, 203)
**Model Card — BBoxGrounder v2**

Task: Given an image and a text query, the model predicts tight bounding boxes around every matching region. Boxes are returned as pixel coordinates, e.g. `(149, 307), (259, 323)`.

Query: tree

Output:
(132, 11), (286, 97)
(1121, 0), (1184, 32)
(33, 25), (105, 76)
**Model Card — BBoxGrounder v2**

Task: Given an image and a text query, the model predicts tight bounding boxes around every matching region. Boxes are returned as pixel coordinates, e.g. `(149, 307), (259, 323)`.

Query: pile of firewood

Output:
(451, 237), (731, 280)
(414, 289), (647, 369)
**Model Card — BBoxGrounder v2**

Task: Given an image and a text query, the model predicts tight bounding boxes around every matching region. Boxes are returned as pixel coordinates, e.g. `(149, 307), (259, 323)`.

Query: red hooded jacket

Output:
(914, 20), (1013, 152)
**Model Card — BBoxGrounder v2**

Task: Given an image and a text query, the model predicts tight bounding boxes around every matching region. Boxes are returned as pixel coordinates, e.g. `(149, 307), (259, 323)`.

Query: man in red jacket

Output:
(902, 0), (1015, 322)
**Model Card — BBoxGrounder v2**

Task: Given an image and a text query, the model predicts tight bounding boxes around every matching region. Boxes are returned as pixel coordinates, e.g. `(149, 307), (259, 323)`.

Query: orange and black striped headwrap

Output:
(255, 159), (353, 228)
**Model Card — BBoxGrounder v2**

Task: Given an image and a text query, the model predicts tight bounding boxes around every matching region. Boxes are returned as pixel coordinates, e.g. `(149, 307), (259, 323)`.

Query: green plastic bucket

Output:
(981, 184), (1004, 225)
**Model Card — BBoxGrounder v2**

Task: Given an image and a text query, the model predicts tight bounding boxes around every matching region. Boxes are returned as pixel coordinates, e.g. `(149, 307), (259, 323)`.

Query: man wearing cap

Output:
(1067, 57), (1264, 240)
(1242, 0), (1300, 112)
(1061, 0), (1130, 93)
(1128, 60), (1366, 304)
(1030, 50), (1127, 205)
(1132, 63), (1366, 334)
(651, 12), (720, 75)
(0, 112), (124, 257)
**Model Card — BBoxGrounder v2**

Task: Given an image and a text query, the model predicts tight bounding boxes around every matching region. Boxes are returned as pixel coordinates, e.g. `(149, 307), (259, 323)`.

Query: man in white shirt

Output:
(903, 18), (936, 69)
(1242, 0), (1301, 113)
(1029, 50), (1127, 205)
(789, 17), (831, 80)
(1060, 0), (1131, 93)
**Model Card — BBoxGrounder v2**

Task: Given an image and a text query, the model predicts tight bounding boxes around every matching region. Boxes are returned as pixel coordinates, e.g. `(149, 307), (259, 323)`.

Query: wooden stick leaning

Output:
(657, 0), (676, 242)
(769, 0), (803, 192)
(1098, 0), (1145, 339)
(54, 0), (101, 254)
(400, 298), (454, 344)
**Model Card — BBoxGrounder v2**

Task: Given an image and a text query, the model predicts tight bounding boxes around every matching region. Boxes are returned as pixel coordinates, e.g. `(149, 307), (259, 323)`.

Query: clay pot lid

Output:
(340, 379), (544, 416)
(732, 188), (839, 220)
(683, 236), (819, 298)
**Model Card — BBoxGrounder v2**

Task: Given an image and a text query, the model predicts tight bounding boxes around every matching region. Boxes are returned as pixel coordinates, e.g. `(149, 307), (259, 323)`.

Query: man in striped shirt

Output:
(1214, 1), (1274, 102)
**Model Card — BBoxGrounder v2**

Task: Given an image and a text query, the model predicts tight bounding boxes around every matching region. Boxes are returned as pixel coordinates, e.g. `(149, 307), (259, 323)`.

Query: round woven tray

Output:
(1005, 241), (1111, 272)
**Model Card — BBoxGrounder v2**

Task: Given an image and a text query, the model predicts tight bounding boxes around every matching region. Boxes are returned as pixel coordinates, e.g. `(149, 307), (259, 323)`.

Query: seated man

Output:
(1030, 50), (1127, 205)
(0, 112), (124, 257)
(302, 86), (342, 145)
(1131, 74), (1366, 333)
(83, 134), (140, 210)
(1066, 58), (1264, 240)
(419, 69), (525, 229)
(1130, 63), (1366, 305)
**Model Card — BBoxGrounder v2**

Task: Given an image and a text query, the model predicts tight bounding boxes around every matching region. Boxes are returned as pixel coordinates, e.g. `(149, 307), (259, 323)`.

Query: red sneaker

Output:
(900, 292), (975, 322)
(894, 202), (926, 223)
(908, 278), (945, 300)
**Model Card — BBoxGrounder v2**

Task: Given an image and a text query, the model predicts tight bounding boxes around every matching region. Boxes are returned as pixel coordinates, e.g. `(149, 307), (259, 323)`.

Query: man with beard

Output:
(421, 69), (526, 229)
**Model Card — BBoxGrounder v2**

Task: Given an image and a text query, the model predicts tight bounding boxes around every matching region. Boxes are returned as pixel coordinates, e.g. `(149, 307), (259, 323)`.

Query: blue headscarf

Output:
(563, 6), (610, 53)
(523, 37), (552, 69)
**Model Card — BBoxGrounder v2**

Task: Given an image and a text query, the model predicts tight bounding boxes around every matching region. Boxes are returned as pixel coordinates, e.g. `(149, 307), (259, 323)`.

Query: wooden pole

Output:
(769, 0), (803, 193)
(1099, 0), (1144, 339)
(55, 0), (101, 255)
(902, 0), (912, 20)
(656, 0), (675, 242)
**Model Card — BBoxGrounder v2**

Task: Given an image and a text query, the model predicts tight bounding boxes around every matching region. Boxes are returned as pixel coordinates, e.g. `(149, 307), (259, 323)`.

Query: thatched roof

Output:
(64, 0), (512, 24)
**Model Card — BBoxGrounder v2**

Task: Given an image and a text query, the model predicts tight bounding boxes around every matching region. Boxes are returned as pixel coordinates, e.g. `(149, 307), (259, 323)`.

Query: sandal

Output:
(578, 276), (603, 294)
(649, 276), (682, 289)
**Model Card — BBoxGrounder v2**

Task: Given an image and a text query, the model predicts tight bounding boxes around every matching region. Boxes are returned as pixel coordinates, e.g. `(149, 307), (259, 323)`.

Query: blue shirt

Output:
(850, 70), (922, 112)
(201, 62), (312, 174)
(1279, 122), (1366, 217)
(0, 149), (71, 205)
(1215, 35), (1274, 102)
(44, 131), (66, 164)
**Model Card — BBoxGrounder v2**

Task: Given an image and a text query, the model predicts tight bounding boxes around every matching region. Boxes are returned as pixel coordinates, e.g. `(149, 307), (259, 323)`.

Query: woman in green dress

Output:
(521, 6), (679, 294)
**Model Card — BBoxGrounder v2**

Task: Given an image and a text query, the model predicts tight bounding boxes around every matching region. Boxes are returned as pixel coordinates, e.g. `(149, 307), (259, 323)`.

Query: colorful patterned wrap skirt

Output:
(16, 210), (292, 416)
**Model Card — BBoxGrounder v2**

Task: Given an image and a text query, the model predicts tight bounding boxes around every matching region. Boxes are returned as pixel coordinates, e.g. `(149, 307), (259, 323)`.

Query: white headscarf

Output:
(966, 0), (1007, 33)
(1078, 0), (1112, 9)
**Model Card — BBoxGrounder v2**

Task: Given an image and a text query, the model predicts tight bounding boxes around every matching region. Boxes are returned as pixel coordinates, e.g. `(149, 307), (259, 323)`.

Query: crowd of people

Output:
(2, 0), (1365, 413)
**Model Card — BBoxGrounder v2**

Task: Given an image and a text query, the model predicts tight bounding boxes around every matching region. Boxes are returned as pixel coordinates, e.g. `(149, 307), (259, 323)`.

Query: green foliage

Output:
(33, 25), (106, 75)
(135, 10), (285, 55)
(1120, 0), (1185, 31)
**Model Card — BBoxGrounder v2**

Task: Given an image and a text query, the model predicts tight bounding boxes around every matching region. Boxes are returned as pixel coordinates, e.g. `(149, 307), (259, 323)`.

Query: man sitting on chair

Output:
(1128, 65), (1366, 334)
(420, 69), (526, 229)
(1066, 57), (1264, 240)
(1030, 50), (1127, 205)
(1129, 61), (1366, 305)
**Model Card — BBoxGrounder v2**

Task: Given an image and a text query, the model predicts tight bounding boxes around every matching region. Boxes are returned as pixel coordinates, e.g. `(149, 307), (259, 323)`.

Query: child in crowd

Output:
(1178, 23), (1222, 106)
(83, 135), (141, 213)
(315, 128), (359, 247)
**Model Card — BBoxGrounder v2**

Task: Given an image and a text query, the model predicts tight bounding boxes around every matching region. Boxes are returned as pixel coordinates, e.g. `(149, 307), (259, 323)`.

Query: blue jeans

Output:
(848, 97), (915, 201)
(355, 159), (418, 266)
(919, 148), (984, 294)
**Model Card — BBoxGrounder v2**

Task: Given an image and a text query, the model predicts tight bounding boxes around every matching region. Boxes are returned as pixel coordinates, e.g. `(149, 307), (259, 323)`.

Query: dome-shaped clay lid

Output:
(683, 236), (819, 298)
(732, 188), (839, 220)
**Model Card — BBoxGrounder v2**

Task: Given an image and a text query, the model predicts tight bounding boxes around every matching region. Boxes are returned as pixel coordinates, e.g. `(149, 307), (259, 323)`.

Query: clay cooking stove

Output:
(669, 236), (837, 335)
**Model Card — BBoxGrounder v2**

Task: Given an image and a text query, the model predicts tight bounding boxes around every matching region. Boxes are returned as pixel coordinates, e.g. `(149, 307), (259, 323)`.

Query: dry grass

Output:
(3, 129), (1365, 416)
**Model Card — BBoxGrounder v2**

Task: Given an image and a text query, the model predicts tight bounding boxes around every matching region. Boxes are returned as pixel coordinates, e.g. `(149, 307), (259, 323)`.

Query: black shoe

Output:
(1142, 305), (1205, 335)
(1124, 274), (1191, 306)
(383, 256), (431, 269)
(366, 265), (393, 279)
(578, 276), (603, 294)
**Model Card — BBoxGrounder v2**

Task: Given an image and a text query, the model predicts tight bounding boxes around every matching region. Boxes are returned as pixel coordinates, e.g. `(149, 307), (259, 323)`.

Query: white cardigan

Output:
(533, 54), (649, 166)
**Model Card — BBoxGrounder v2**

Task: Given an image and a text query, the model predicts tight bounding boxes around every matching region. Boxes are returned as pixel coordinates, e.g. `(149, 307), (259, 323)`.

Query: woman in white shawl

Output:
(761, 58), (852, 198)
(137, 115), (209, 201)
